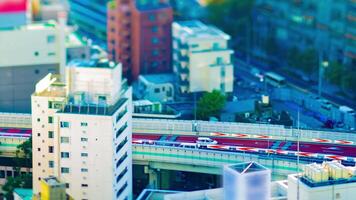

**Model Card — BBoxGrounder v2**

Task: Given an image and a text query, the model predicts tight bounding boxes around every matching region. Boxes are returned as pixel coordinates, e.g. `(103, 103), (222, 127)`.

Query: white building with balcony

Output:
(31, 59), (132, 200)
(172, 20), (234, 95)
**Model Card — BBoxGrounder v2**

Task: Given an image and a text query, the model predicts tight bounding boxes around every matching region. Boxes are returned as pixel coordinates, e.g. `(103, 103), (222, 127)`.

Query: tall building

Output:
(67, 0), (109, 44)
(107, 0), (173, 81)
(224, 162), (271, 200)
(0, 17), (67, 113)
(32, 59), (132, 199)
(288, 161), (356, 200)
(172, 21), (234, 96)
(40, 176), (66, 200)
(253, 0), (356, 68)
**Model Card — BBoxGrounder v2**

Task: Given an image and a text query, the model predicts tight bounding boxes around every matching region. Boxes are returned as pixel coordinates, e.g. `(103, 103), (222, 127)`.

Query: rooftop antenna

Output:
(297, 109), (300, 200)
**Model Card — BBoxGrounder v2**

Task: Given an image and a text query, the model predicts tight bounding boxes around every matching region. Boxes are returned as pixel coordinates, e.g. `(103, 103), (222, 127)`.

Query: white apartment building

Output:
(172, 20), (234, 95)
(32, 59), (132, 199)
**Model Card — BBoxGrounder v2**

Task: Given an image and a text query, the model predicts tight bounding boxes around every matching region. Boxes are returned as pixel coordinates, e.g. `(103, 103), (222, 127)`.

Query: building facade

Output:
(253, 0), (356, 68)
(0, 19), (67, 113)
(138, 74), (174, 102)
(107, 0), (173, 81)
(32, 59), (132, 199)
(67, 0), (109, 44)
(172, 21), (234, 95)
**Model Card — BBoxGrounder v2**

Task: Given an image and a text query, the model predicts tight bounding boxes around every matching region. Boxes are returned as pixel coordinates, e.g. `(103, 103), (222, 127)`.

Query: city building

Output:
(107, 0), (173, 80)
(67, 0), (109, 44)
(253, 0), (356, 68)
(172, 20), (234, 96)
(137, 73), (175, 102)
(288, 161), (356, 200)
(31, 58), (132, 199)
(39, 176), (66, 200)
(0, 15), (67, 113)
(13, 188), (33, 200)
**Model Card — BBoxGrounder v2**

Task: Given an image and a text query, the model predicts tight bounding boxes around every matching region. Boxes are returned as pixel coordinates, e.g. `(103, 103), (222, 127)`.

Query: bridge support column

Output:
(145, 166), (159, 189)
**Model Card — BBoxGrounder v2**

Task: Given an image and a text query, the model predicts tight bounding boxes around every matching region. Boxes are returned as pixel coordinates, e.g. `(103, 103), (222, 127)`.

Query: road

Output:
(133, 133), (356, 157)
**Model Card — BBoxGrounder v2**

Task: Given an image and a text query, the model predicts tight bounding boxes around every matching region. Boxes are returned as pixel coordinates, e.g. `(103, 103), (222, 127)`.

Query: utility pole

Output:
(318, 52), (329, 97)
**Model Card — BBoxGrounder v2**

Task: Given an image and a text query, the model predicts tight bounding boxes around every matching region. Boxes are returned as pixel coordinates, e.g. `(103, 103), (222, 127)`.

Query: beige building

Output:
(172, 20), (234, 95)
(32, 59), (132, 199)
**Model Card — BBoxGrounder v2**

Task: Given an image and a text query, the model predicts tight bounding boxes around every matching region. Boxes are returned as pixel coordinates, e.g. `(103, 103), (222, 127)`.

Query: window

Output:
(37, 148), (41, 152)
(61, 152), (70, 158)
(191, 44), (199, 48)
(61, 137), (69, 143)
(81, 184), (88, 187)
(149, 14), (155, 21)
(154, 88), (160, 93)
(152, 26), (158, 33)
(38, 162), (41, 166)
(81, 122), (88, 127)
(81, 168), (88, 172)
(60, 121), (70, 128)
(48, 146), (54, 153)
(98, 96), (107, 104)
(48, 131), (54, 139)
(81, 138), (88, 142)
(34, 51), (39, 56)
(6, 171), (12, 177)
(81, 153), (88, 157)
(49, 161), (54, 168)
(152, 50), (159, 56)
(151, 37), (159, 44)
(61, 167), (70, 173)
(0, 170), (4, 178)
(48, 116), (53, 124)
(37, 133), (40, 137)
(48, 52), (56, 56)
(48, 101), (53, 108)
(37, 118), (40, 122)
(47, 35), (55, 43)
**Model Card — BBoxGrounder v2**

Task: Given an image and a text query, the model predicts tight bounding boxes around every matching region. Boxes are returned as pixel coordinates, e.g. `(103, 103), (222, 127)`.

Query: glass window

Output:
(48, 116), (53, 124)
(152, 26), (158, 33)
(61, 152), (70, 158)
(154, 88), (160, 93)
(81, 168), (88, 172)
(48, 131), (54, 139)
(149, 14), (155, 21)
(81, 153), (88, 157)
(48, 146), (54, 153)
(60, 121), (70, 128)
(81, 122), (88, 127)
(47, 35), (55, 43)
(81, 138), (88, 142)
(49, 161), (54, 168)
(151, 37), (159, 44)
(61, 137), (69, 143)
(61, 167), (70, 173)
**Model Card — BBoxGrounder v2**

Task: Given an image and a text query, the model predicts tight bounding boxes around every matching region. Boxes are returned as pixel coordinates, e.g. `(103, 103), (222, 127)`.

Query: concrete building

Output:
(288, 161), (356, 200)
(138, 73), (174, 102)
(172, 20), (234, 96)
(31, 58), (132, 199)
(107, 0), (173, 80)
(0, 0), (28, 28)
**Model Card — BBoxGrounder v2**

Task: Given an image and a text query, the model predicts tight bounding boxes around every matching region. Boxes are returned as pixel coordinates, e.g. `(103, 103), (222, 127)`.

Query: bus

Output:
(264, 72), (286, 87)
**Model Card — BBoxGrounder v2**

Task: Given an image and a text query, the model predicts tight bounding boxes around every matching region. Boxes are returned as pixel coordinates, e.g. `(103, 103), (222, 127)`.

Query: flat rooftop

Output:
(140, 73), (174, 84)
(0, 20), (57, 31)
(174, 20), (230, 40)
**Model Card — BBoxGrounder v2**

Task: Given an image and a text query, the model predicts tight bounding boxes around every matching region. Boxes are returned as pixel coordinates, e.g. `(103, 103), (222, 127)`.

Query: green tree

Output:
(325, 62), (344, 85)
(197, 90), (226, 120)
(2, 138), (32, 199)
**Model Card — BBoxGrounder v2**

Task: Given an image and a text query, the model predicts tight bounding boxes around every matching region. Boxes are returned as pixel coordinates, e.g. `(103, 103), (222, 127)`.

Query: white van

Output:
(196, 137), (217, 147)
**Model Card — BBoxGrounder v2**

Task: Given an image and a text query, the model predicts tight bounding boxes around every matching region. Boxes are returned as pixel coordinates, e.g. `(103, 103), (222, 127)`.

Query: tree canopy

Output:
(197, 90), (226, 120)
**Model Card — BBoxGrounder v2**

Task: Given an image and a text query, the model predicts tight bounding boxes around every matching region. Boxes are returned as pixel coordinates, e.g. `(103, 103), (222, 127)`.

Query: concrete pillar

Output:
(145, 166), (158, 189)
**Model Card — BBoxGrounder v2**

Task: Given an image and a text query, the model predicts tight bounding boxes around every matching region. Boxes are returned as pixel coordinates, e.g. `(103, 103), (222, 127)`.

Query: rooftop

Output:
(140, 73), (175, 84)
(227, 162), (269, 174)
(68, 58), (117, 69)
(0, 20), (57, 31)
(136, 189), (180, 200)
(43, 176), (65, 187)
(174, 20), (230, 40)
(34, 74), (66, 98)
(58, 98), (127, 116)
(13, 188), (33, 200)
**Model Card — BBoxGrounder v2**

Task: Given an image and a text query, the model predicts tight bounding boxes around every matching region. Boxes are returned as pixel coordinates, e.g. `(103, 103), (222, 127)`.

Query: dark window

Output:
(0, 170), (5, 178)
(6, 171), (12, 177)
(49, 146), (54, 153)
(81, 184), (88, 187)
(48, 116), (53, 124)
(48, 131), (54, 138)
(34, 51), (39, 56)
(149, 14), (155, 21)
(154, 88), (160, 93)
